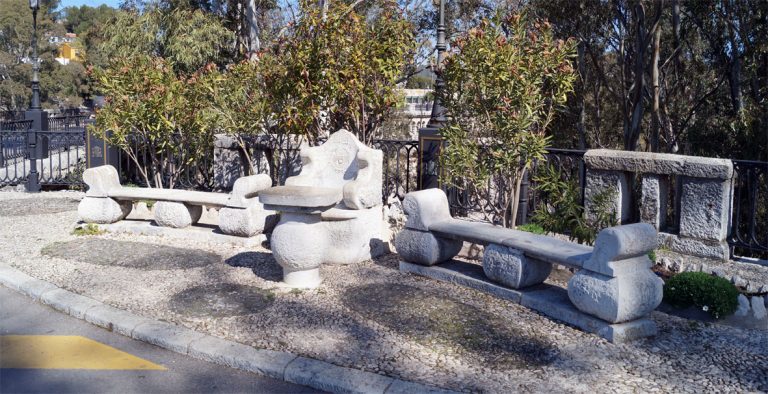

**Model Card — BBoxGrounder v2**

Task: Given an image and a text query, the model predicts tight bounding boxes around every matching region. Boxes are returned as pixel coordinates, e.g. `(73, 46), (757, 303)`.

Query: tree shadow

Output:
(224, 251), (282, 282)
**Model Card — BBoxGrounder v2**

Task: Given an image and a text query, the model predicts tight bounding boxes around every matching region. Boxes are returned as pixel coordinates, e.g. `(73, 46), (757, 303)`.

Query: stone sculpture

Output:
(259, 129), (384, 288)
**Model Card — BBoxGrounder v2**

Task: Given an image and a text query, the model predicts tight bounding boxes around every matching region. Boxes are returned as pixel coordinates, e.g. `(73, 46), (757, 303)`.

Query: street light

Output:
(417, 0), (447, 190)
(426, 0), (447, 128)
(25, 0), (45, 193)
(29, 0), (41, 110)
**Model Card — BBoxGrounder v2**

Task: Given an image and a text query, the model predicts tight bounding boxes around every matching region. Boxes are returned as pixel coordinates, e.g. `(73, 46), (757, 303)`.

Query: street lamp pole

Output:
(417, 0), (447, 190)
(426, 0), (447, 128)
(25, 0), (46, 193)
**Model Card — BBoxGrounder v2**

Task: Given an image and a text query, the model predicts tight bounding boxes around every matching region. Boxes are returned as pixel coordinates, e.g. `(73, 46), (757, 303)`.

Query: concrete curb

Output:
(0, 263), (454, 394)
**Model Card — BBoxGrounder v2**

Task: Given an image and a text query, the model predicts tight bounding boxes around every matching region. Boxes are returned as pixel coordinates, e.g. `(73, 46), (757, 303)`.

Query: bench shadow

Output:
(224, 251), (283, 282)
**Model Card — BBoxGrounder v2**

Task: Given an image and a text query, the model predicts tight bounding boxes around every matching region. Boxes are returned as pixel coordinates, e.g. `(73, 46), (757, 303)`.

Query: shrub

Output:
(72, 223), (105, 236)
(664, 272), (739, 319)
(517, 223), (546, 235)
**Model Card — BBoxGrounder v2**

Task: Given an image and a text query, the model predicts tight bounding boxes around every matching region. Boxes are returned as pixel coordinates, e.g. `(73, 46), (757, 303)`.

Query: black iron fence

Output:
(729, 160), (768, 259)
(0, 118), (87, 188)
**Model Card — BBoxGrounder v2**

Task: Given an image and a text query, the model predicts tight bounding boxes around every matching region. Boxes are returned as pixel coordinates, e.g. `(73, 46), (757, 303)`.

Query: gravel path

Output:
(1, 191), (766, 393)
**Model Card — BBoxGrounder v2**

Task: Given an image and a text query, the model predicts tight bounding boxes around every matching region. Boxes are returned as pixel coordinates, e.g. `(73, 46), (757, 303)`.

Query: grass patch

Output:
(72, 223), (105, 236)
(517, 223), (546, 235)
(664, 272), (739, 319)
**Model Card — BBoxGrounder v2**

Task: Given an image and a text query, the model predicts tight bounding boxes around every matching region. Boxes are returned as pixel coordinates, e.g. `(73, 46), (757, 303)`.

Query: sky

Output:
(57, 0), (121, 9)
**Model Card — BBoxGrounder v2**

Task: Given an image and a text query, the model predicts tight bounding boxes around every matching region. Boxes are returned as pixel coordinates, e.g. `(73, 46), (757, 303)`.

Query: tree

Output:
(439, 12), (577, 228)
(260, 0), (416, 145)
(91, 56), (216, 188)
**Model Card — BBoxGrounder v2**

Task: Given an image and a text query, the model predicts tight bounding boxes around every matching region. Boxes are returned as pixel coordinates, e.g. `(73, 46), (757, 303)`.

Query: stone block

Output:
(679, 177), (731, 241)
(131, 321), (207, 354)
(284, 356), (395, 394)
(583, 223), (657, 277)
(640, 174), (669, 230)
(343, 148), (383, 209)
(83, 304), (153, 337)
(226, 174), (273, 208)
(567, 269), (663, 323)
(153, 201), (202, 228)
(213, 134), (245, 190)
(219, 204), (278, 237)
(657, 233), (729, 261)
(584, 169), (631, 224)
(39, 288), (102, 319)
(395, 228), (462, 266)
(78, 196), (132, 224)
(188, 335), (297, 379)
(401, 189), (453, 231)
(82, 165), (122, 197)
(482, 244), (551, 289)
(584, 149), (733, 179)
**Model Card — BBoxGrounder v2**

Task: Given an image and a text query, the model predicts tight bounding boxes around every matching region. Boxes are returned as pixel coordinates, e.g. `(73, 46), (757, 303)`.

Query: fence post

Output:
(24, 109), (48, 192)
(516, 169), (530, 226)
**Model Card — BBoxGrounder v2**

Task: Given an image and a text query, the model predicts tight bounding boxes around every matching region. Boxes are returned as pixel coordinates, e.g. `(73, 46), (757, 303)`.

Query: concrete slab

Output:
(39, 288), (102, 319)
(98, 220), (267, 247)
(400, 260), (658, 342)
(110, 188), (230, 207)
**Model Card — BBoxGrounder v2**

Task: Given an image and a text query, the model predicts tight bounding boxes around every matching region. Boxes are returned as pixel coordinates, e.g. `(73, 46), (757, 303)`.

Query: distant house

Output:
(398, 89), (433, 138)
(55, 42), (82, 65)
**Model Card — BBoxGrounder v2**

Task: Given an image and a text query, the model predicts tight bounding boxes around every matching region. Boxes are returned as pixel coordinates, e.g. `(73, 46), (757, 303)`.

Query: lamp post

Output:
(25, 0), (46, 193)
(417, 0), (447, 189)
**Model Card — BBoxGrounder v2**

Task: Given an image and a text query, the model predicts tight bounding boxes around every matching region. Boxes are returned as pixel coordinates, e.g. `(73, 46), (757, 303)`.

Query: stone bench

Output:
(78, 165), (276, 237)
(395, 188), (664, 341)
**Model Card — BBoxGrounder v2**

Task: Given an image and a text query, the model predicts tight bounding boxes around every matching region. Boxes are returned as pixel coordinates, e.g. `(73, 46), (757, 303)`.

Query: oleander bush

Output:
(664, 272), (739, 319)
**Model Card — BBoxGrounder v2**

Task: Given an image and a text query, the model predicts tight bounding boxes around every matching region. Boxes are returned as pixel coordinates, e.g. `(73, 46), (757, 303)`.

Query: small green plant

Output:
(141, 200), (155, 209)
(289, 288), (303, 296)
(648, 250), (657, 264)
(664, 272), (739, 319)
(72, 223), (105, 236)
(532, 164), (617, 245)
(517, 223), (547, 235)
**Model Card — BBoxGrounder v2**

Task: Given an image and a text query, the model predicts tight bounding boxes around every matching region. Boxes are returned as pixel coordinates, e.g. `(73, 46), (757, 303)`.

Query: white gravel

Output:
(1, 191), (767, 393)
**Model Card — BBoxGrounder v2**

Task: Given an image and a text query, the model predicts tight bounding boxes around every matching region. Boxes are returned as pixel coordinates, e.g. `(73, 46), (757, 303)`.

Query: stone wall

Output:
(584, 149), (734, 261)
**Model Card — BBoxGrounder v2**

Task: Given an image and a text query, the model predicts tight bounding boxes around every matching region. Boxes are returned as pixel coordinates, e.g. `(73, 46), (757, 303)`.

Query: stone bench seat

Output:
(395, 188), (664, 342)
(108, 188), (231, 207)
(429, 219), (592, 269)
(260, 185), (343, 211)
(78, 165), (276, 237)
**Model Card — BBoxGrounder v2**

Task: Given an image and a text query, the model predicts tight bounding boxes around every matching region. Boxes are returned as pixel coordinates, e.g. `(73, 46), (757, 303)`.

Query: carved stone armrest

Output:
(285, 146), (320, 187)
(83, 165), (122, 197)
(343, 149), (382, 209)
(226, 174), (273, 208)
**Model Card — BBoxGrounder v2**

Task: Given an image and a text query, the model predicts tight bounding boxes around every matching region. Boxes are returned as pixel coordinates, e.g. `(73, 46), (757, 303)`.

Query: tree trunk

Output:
(246, 0), (260, 57)
(577, 41), (587, 150)
(650, 25), (661, 152)
(625, 3), (645, 151)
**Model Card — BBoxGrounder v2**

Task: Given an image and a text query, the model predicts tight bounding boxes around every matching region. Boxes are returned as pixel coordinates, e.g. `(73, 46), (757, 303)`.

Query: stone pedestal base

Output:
(283, 267), (322, 289)
(568, 268), (663, 323)
(219, 205), (278, 237)
(394, 228), (462, 266)
(482, 244), (552, 289)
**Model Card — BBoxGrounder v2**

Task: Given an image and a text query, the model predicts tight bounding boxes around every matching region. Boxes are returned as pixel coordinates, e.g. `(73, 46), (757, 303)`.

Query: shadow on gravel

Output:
(168, 283), (275, 318)
(0, 198), (79, 216)
(343, 282), (560, 369)
(41, 239), (220, 270)
(225, 251), (283, 282)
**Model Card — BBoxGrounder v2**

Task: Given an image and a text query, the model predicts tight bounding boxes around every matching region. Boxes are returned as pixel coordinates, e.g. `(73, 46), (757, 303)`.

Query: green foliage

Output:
(664, 272), (739, 319)
(98, 6), (234, 75)
(72, 223), (105, 236)
(516, 223), (546, 235)
(532, 164), (616, 245)
(439, 12), (577, 228)
(91, 56), (216, 188)
(648, 249), (657, 264)
(260, 0), (416, 144)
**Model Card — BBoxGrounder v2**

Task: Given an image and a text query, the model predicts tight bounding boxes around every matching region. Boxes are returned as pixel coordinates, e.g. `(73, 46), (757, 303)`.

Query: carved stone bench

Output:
(395, 188), (664, 341)
(78, 165), (276, 237)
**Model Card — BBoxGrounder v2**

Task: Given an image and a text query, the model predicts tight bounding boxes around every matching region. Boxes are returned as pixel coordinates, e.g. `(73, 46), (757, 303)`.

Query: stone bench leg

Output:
(395, 228), (462, 266)
(78, 196), (132, 224)
(153, 201), (203, 228)
(270, 213), (325, 288)
(567, 224), (663, 324)
(219, 205), (278, 237)
(482, 244), (552, 289)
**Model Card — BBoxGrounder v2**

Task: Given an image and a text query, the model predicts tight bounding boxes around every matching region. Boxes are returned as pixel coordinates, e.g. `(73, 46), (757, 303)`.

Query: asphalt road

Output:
(0, 285), (321, 394)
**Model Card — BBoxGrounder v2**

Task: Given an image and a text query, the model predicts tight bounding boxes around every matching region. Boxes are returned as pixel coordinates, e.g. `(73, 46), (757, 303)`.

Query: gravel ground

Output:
(2, 191), (767, 393)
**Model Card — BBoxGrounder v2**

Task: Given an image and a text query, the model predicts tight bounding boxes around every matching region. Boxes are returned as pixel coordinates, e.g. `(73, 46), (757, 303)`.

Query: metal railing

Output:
(729, 159), (768, 258)
(49, 115), (88, 131)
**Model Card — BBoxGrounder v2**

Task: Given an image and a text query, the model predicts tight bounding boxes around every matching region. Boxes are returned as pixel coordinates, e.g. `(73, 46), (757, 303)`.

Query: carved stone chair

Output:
(259, 129), (384, 288)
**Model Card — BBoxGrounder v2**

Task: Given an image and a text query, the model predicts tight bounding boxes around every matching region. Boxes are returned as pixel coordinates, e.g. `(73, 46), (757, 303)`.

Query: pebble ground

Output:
(1, 191), (766, 393)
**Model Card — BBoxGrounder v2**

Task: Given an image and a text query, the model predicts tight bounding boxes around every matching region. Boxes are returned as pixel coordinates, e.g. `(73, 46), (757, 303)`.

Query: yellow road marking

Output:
(0, 335), (166, 370)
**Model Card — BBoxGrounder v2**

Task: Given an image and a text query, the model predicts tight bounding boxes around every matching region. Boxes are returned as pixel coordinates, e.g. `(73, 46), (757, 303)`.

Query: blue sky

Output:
(57, 0), (121, 9)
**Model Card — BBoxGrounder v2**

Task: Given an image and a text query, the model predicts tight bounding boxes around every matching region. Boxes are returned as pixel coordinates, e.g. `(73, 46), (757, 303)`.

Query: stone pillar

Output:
(584, 169), (632, 224)
(213, 134), (245, 191)
(640, 174), (669, 230)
